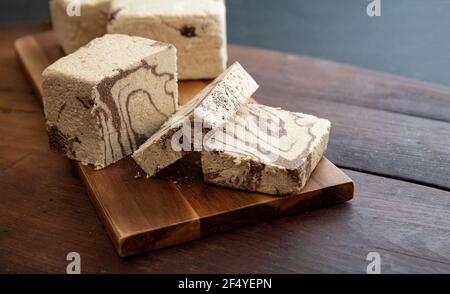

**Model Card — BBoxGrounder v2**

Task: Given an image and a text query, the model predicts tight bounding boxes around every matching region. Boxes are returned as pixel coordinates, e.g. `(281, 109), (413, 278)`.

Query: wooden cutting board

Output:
(14, 31), (354, 257)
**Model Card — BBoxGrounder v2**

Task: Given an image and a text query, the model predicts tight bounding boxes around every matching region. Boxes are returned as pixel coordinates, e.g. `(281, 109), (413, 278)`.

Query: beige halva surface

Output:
(108, 0), (227, 79)
(202, 104), (331, 195)
(42, 34), (178, 169)
(50, 0), (110, 54)
(132, 62), (258, 178)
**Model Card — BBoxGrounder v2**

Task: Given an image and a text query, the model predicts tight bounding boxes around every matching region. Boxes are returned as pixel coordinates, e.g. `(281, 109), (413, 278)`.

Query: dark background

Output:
(1, 0), (449, 87)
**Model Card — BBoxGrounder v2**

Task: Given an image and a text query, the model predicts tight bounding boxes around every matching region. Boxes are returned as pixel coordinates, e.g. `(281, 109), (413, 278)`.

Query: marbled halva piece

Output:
(201, 104), (331, 195)
(108, 0), (227, 80)
(50, 0), (110, 54)
(42, 34), (178, 169)
(132, 62), (258, 177)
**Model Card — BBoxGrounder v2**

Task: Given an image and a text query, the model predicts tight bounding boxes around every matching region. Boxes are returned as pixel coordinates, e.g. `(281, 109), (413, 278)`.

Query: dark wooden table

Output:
(1, 22), (449, 274)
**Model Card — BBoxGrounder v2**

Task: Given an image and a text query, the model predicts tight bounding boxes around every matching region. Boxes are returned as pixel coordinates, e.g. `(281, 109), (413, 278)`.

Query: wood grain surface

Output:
(14, 31), (353, 257)
(1, 22), (449, 273)
(231, 50), (450, 190)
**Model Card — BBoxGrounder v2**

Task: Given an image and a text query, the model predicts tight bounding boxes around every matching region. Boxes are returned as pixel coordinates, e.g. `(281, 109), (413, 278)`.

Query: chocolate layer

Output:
(201, 104), (331, 195)
(133, 62), (258, 177)
(42, 34), (178, 169)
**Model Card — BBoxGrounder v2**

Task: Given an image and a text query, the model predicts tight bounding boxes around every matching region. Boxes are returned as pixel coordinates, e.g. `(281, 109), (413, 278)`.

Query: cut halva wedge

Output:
(201, 104), (331, 195)
(132, 62), (258, 177)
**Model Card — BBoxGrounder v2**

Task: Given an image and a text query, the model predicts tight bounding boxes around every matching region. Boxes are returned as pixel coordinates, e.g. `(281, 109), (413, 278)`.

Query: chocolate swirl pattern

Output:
(205, 105), (322, 168)
(202, 104), (331, 195)
(42, 34), (178, 169)
(132, 62), (259, 178)
(94, 60), (177, 166)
